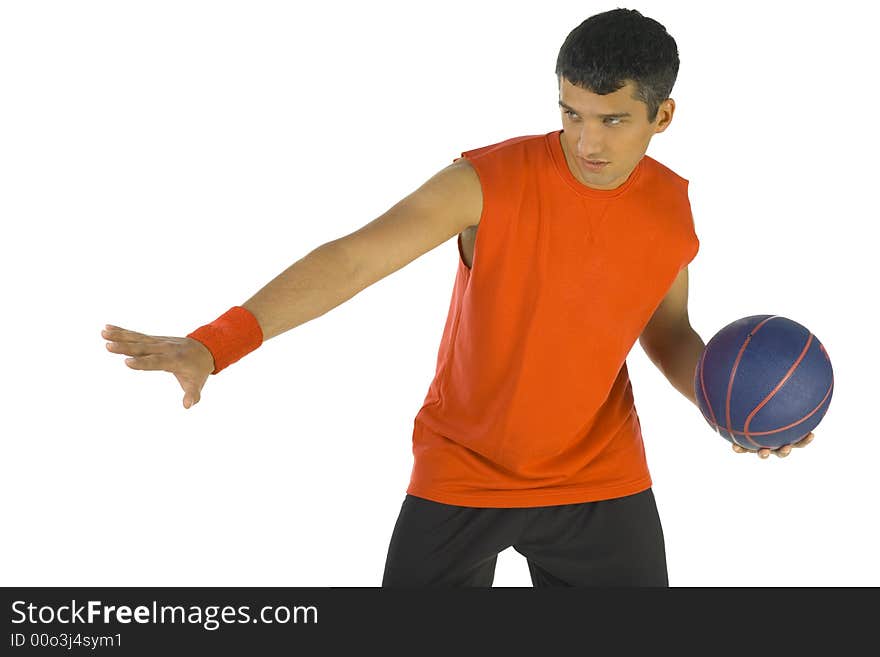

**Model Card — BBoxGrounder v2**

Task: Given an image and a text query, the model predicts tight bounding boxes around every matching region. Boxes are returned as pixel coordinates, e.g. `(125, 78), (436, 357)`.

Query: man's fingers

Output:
(102, 326), (162, 343)
(775, 445), (793, 457)
(794, 432), (815, 448)
(732, 442), (770, 458)
(106, 341), (158, 357)
(103, 325), (141, 336)
(124, 354), (170, 371)
(732, 433), (814, 457)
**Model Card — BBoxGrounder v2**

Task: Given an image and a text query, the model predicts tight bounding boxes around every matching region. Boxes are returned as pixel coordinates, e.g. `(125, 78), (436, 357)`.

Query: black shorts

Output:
(381, 488), (668, 587)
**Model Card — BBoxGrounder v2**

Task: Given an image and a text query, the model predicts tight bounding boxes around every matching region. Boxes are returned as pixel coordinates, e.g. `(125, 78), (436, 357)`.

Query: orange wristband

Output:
(187, 306), (264, 375)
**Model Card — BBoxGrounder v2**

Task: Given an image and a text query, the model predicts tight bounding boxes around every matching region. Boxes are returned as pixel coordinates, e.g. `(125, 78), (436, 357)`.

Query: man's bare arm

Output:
(242, 158), (483, 341)
(102, 157), (483, 408)
(240, 239), (366, 342)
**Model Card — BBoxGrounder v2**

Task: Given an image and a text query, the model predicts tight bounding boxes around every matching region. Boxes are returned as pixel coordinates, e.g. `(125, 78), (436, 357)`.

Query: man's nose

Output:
(576, 137), (604, 159)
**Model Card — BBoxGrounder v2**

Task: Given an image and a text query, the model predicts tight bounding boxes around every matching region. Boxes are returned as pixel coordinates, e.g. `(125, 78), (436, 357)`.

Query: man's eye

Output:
(563, 109), (622, 125)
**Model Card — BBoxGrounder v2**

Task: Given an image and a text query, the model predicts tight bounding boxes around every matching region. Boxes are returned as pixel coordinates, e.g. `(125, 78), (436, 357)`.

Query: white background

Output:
(1, 0), (876, 587)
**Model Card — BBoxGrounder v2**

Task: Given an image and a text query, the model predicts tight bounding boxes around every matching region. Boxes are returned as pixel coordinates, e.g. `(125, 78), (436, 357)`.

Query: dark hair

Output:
(555, 8), (679, 124)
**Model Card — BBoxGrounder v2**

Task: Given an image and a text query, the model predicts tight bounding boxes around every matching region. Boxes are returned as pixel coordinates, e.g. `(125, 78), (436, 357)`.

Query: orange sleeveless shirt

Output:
(406, 129), (700, 508)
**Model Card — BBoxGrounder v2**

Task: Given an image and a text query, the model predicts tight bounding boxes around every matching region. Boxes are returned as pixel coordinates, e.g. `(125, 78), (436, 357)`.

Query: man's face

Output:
(557, 77), (674, 190)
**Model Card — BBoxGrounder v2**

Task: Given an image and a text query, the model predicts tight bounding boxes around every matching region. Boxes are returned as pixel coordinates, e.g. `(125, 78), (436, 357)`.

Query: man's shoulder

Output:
(641, 154), (689, 187)
(460, 132), (550, 160)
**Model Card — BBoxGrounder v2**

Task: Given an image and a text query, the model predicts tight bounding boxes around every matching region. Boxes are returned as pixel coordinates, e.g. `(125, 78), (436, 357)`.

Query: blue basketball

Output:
(693, 315), (833, 450)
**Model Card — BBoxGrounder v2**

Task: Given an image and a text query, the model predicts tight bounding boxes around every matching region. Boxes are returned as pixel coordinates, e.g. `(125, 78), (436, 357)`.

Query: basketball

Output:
(693, 315), (833, 450)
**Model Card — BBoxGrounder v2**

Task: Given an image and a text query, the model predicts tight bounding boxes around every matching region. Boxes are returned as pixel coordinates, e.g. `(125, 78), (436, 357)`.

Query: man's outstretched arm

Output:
(102, 158), (483, 407)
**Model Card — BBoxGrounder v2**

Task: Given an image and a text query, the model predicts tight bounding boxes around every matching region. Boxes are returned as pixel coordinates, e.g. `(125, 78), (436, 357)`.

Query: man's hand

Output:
(731, 432), (815, 459)
(101, 324), (215, 409)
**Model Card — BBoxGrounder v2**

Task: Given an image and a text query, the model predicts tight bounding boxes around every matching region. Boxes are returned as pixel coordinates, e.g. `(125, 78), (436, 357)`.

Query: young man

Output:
(102, 9), (812, 587)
